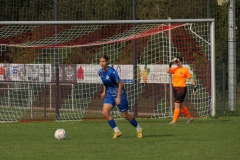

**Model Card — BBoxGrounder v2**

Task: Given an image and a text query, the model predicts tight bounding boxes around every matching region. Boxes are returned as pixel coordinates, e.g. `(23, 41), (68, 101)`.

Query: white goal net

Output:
(0, 20), (215, 122)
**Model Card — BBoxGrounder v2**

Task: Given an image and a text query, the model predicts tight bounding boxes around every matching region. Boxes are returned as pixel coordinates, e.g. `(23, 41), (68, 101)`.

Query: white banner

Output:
(77, 64), (102, 83)
(0, 64), (26, 81)
(137, 64), (169, 83)
(113, 65), (133, 84)
(26, 64), (51, 82)
(0, 64), (51, 82)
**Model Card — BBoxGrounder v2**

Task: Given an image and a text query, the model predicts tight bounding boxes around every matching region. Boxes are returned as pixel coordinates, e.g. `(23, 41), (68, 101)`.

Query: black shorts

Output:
(173, 87), (187, 103)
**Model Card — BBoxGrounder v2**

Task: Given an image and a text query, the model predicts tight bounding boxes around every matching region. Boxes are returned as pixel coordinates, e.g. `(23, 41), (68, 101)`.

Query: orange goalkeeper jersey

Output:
(171, 67), (191, 87)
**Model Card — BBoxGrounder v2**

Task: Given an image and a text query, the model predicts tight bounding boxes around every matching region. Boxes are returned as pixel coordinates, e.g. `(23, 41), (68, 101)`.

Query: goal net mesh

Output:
(0, 21), (212, 122)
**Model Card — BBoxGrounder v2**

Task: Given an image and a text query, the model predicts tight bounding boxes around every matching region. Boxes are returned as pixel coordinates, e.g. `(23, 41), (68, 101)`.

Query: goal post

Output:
(0, 19), (215, 122)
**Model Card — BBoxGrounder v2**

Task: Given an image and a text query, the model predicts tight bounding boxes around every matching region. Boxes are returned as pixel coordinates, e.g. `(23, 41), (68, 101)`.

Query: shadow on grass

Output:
(120, 134), (173, 139)
(143, 134), (173, 138)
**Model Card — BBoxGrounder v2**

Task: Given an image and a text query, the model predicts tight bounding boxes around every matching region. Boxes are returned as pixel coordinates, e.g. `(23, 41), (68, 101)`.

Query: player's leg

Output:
(169, 87), (184, 124)
(180, 103), (193, 123)
(121, 111), (143, 138)
(118, 95), (143, 138)
(169, 102), (181, 124)
(180, 87), (193, 123)
(121, 111), (141, 130)
(102, 96), (122, 138)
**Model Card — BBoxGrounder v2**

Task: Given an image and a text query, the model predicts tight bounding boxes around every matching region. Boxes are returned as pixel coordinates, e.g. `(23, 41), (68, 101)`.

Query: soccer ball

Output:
(54, 129), (67, 140)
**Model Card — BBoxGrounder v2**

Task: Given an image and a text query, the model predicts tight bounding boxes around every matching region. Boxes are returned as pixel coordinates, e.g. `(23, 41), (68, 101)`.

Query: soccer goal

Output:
(0, 19), (215, 122)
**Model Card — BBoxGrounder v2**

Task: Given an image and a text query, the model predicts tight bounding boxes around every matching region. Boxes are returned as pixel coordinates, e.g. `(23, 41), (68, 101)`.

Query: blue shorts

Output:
(104, 93), (129, 113)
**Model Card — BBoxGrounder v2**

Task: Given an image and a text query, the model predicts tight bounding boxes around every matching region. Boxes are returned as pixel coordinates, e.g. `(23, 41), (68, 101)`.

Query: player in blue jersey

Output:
(98, 55), (143, 138)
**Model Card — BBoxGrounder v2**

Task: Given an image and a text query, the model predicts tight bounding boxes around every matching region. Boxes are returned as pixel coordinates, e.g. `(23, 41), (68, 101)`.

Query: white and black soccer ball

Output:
(54, 129), (67, 140)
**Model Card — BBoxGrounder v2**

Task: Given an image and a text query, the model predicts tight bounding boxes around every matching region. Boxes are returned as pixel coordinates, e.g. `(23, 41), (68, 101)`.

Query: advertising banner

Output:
(52, 64), (76, 83)
(113, 65), (133, 84)
(26, 64), (51, 82)
(77, 64), (102, 83)
(137, 64), (169, 83)
(0, 64), (26, 81)
(1, 64), (11, 81)
(0, 64), (194, 84)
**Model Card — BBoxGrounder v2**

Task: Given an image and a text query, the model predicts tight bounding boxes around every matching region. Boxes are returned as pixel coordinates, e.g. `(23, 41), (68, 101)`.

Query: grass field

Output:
(0, 116), (240, 160)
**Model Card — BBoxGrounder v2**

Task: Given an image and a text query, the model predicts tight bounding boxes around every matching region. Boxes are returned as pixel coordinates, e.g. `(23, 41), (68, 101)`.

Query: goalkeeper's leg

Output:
(181, 104), (193, 123)
(169, 102), (181, 124)
(170, 87), (189, 124)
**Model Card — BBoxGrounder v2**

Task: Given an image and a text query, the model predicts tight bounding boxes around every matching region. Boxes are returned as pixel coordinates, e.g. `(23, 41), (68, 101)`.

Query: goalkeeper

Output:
(98, 55), (143, 138)
(167, 56), (197, 124)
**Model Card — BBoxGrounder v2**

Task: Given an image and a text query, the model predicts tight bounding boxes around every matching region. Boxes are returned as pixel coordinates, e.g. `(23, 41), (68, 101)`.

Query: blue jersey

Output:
(98, 66), (125, 97)
(98, 66), (129, 112)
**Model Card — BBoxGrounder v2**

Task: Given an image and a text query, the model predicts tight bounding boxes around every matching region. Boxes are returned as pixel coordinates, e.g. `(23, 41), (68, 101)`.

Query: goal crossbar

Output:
(0, 19), (215, 25)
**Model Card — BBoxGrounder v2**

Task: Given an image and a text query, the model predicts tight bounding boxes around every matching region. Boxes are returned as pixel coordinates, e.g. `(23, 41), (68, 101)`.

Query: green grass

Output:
(0, 116), (240, 160)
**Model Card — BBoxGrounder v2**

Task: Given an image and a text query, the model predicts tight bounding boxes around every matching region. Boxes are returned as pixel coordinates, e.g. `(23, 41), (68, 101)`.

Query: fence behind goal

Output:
(0, 20), (215, 122)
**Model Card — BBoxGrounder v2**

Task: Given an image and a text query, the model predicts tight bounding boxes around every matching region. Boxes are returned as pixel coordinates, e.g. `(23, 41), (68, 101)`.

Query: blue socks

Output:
(108, 118), (141, 132)
(129, 118), (138, 127)
(107, 119), (117, 129)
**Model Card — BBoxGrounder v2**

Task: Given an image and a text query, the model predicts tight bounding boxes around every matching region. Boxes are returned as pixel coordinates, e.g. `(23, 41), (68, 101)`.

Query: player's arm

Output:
(167, 61), (173, 74)
(186, 70), (197, 93)
(190, 78), (195, 86)
(166, 65), (172, 74)
(167, 57), (177, 74)
(190, 77), (197, 93)
(101, 85), (106, 98)
(116, 81), (123, 105)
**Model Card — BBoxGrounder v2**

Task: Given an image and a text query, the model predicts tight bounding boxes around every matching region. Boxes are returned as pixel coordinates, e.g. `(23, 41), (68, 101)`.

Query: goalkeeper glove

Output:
(169, 57), (178, 67)
(171, 57), (178, 63)
(193, 85), (197, 94)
